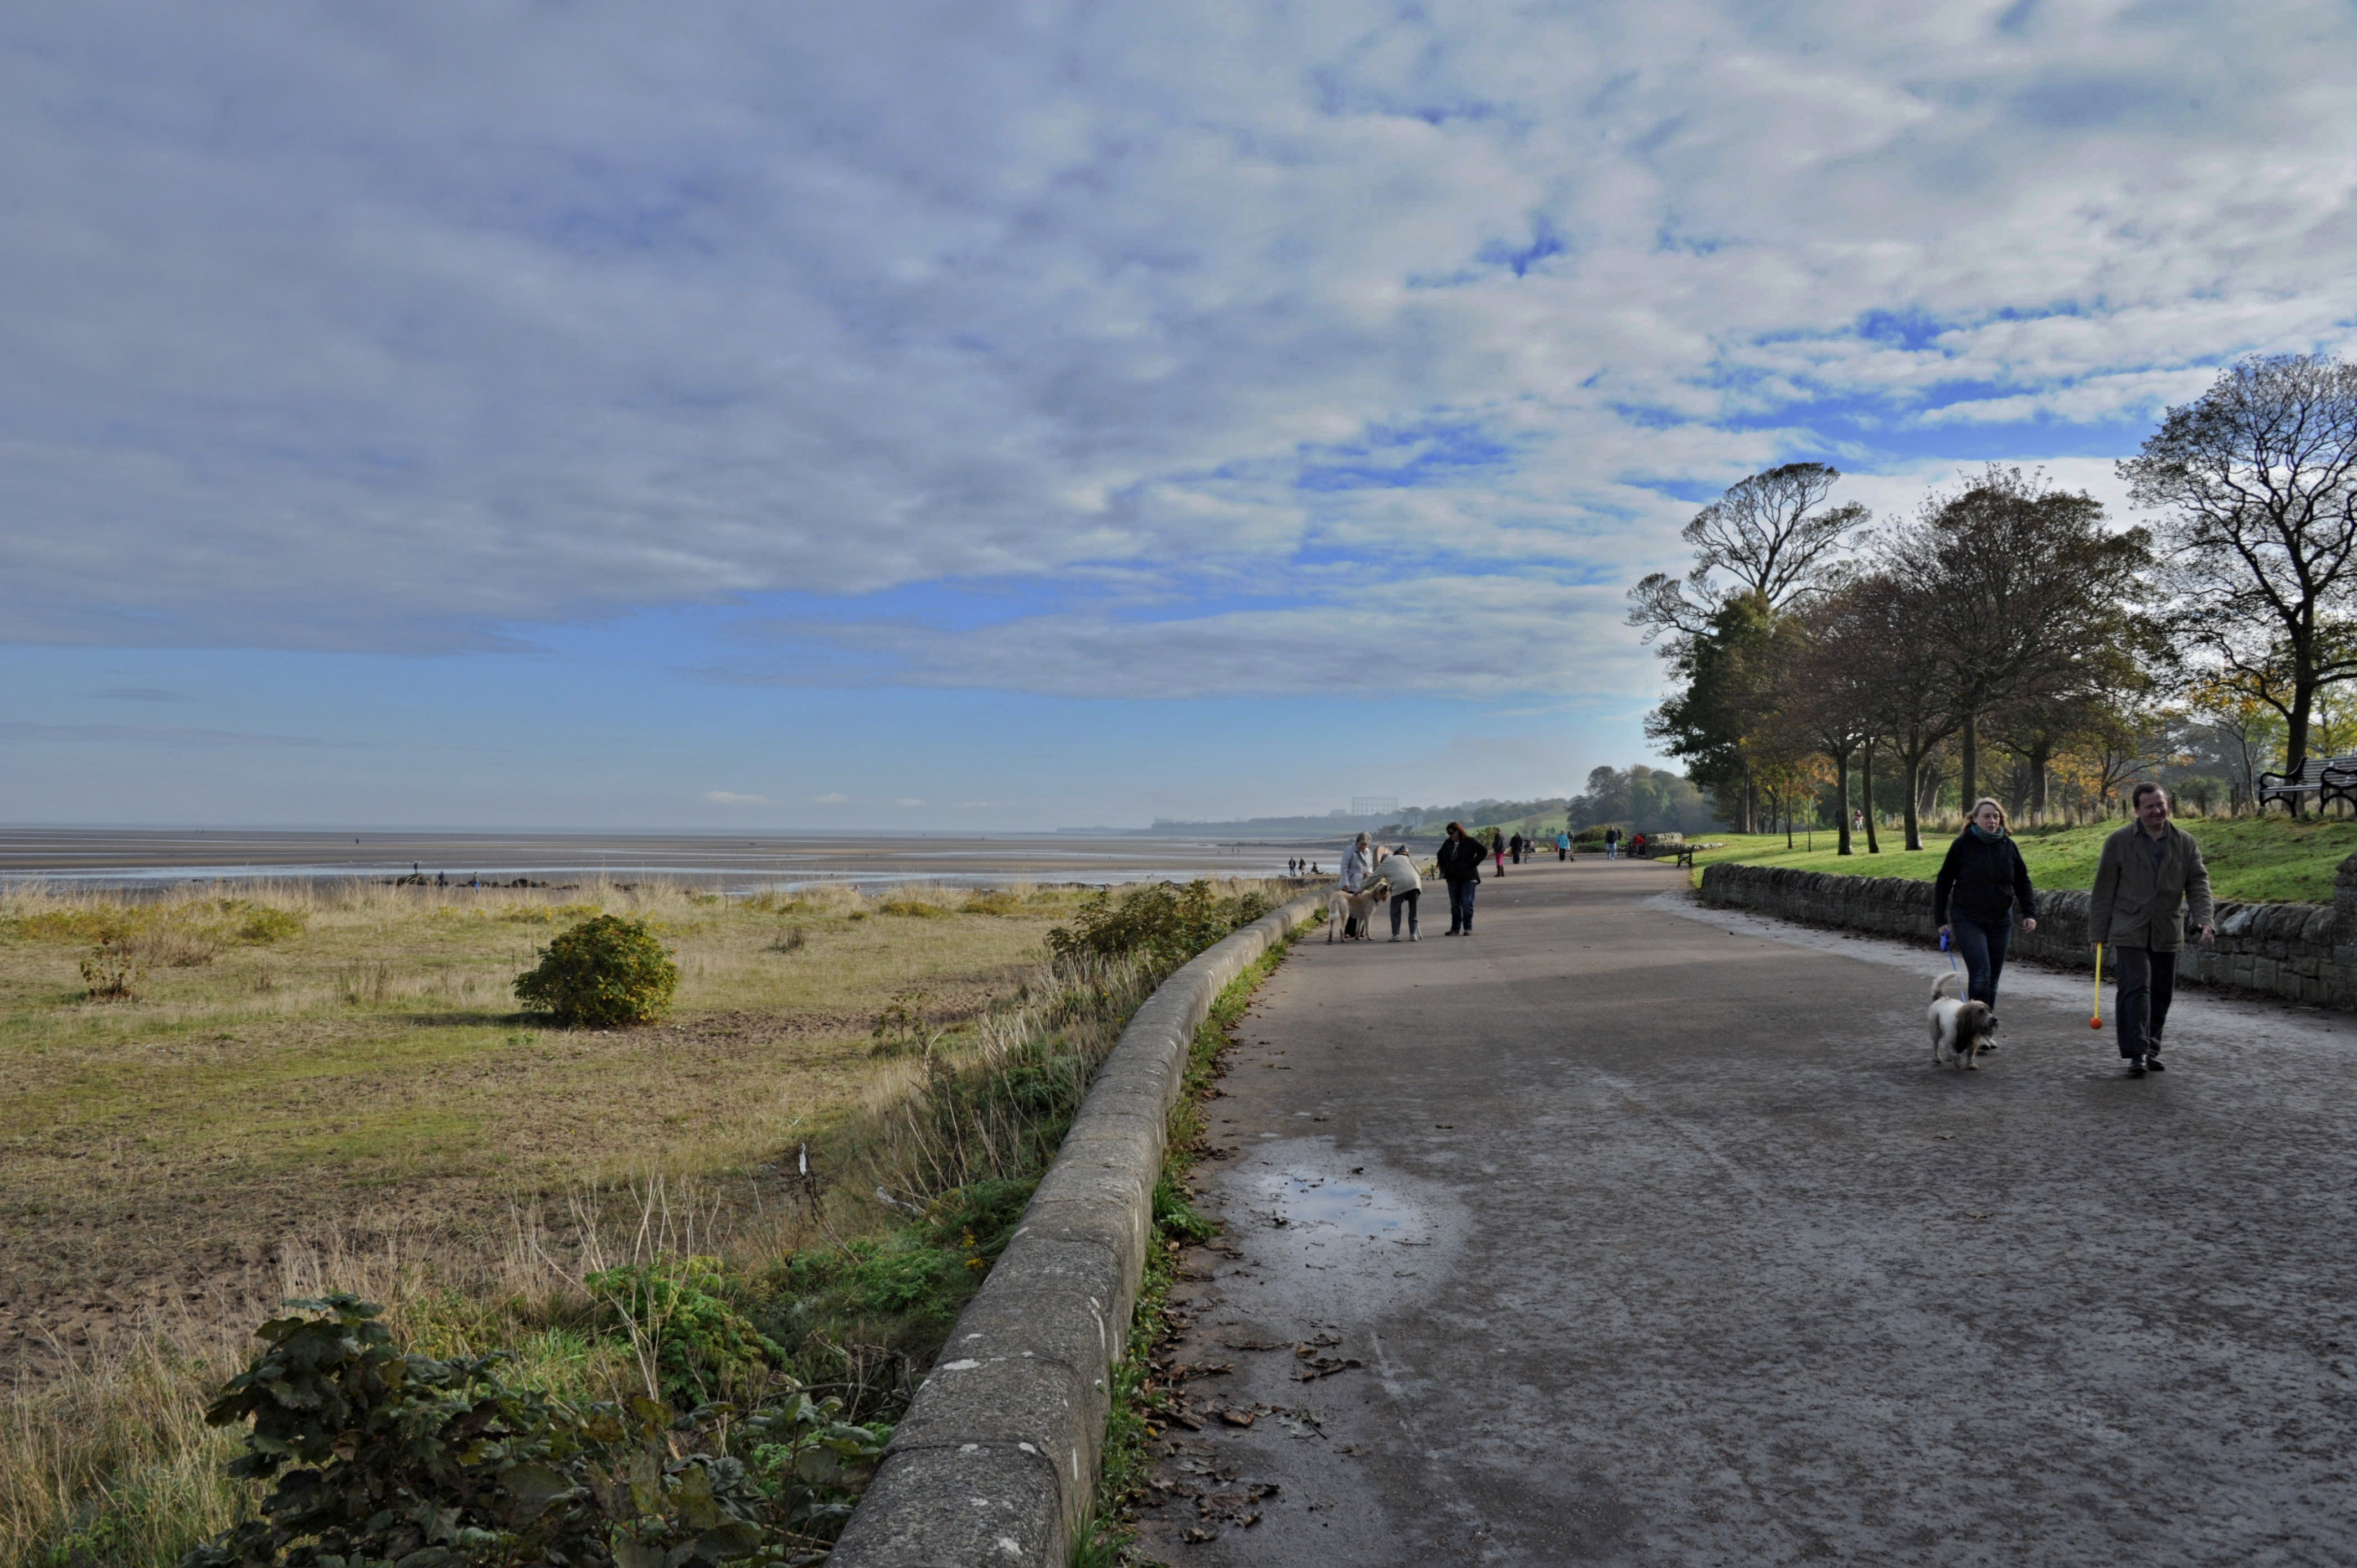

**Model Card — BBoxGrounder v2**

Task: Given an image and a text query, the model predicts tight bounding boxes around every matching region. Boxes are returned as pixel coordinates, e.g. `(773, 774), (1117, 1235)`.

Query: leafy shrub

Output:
(584, 1256), (784, 1406)
(514, 915), (678, 1027)
(1047, 880), (1265, 972)
(178, 1293), (884, 1568)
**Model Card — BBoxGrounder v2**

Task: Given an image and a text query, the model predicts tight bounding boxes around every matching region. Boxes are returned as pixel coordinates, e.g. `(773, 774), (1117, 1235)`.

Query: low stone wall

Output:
(1698, 855), (2357, 1010)
(828, 892), (1325, 1568)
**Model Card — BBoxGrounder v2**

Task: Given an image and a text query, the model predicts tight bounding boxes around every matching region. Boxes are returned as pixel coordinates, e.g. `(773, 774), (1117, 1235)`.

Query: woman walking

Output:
(1934, 797), (2038, 1017)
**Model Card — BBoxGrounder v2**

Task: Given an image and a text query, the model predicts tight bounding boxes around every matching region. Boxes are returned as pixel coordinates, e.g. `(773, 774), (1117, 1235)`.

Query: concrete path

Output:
(1133, 856), (2357, 1565)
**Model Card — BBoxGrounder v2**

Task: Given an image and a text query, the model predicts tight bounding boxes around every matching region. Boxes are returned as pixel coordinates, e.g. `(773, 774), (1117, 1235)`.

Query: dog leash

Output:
(1940, 928), (1962, 987)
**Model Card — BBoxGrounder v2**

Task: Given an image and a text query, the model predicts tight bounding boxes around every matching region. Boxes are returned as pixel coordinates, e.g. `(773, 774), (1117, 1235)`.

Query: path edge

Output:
(828, 891), (1325, 1567)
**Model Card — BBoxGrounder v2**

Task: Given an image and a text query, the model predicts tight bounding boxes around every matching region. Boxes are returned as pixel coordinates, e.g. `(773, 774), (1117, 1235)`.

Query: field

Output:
(1, 873), (1290, 1565)
(1686, 813), (2357, 905)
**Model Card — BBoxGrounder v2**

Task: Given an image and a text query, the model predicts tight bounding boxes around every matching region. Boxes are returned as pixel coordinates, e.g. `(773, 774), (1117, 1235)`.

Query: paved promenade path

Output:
(1134, 856), (2357, 1565)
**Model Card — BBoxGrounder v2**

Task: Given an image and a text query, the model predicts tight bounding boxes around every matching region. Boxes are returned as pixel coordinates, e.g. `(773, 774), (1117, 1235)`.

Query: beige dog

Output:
(1326, 883), (1390, 942)
(1928, 971), (1998, 1070)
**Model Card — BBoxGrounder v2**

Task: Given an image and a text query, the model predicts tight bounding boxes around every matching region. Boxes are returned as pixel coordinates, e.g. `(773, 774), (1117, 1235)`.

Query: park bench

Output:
(2256, 754), (2357, 814)
(1665, 840), (1726, 869)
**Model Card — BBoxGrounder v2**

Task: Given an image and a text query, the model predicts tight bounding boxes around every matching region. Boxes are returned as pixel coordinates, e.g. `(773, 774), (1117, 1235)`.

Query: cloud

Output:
(893, 798), (925, 807)
(703, 790), (769, 805)
(3, 1), (2351, 694)
(811, 793), (849, 804)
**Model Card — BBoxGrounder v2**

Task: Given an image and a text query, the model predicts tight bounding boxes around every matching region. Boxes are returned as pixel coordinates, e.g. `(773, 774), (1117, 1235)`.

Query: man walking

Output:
(2090, 783), (2216, 1077)
(1436, 821), (1485, 936)
(1603, 826), (1620, 859)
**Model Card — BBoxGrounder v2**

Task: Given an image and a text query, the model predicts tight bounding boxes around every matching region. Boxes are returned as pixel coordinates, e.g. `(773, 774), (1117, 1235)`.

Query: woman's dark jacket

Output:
(1933, 829), (2036, 926)
(1435, 836), (1486, 884)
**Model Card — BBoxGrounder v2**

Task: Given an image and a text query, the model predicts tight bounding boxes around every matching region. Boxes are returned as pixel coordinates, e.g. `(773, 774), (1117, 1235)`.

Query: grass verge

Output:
(1685, 814), (2357, 905)
(1072, 932), (1300, 1568)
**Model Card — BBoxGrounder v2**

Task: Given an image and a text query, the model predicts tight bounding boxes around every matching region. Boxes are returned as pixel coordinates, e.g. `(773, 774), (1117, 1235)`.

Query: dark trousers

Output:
(1445, 879), (1476, 932)
(1948, 916), (2011, 1010)
(1390, 888), (1420, 937)
(2113, 945), (2177, 1059)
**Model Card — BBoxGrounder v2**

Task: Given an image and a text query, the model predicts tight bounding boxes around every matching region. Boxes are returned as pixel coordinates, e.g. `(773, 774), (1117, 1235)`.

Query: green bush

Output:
(584, 1256), (783, 1406)
(1046, 880), (1267, 972)
(514, 915), (678, 1027)
(179, 1293), (883, 1568)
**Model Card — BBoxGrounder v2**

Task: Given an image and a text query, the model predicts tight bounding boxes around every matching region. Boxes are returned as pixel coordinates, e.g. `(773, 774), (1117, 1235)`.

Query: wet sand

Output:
(0, 828), (1330, 890)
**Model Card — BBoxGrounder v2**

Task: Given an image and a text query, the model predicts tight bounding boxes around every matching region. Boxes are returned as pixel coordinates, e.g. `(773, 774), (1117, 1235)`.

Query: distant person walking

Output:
(2090, 783), (2216, 1077)
(1371, 844), (1423, 941)
(1340, 832), (1374, 939)
(1437, 822), (1485, 935)
(1933, 797), (2039, 1018)
(1555, 829), (1570, 861)
(1509, 832), (1524, 864)
(1490, 828), (1506, 876)
(1603, 827), (1620, 859)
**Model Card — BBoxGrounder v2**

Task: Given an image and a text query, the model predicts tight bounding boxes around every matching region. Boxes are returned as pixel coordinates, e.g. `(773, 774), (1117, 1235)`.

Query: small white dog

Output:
(1326, 883), (1389, 942)
(1928, 971), (1998, 1070)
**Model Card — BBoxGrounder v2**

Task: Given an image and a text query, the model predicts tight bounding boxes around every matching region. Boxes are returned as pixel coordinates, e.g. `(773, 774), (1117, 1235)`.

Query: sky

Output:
(5, 1), (2355, 830)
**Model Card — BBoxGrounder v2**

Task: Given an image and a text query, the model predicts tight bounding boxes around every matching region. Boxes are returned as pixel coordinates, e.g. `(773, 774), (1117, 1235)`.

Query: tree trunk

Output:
(2030, 740), (2051, 824)
(1861, 742), (1881, 853)
(1834, 747), (1853, 855)
(1902, 745), (1925, 851)
(2288, 657), (2315, 819)
(1959, 708), (1978, 810)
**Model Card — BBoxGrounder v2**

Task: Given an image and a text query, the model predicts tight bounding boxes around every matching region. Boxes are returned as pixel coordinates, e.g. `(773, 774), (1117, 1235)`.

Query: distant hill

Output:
(1145, 796), (1574, 842)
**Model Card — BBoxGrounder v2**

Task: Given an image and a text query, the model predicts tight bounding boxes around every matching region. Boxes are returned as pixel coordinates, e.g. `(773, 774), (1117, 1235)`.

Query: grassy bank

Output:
(1687, 814), (2357, 905)
(1, 874), (1296, 1567)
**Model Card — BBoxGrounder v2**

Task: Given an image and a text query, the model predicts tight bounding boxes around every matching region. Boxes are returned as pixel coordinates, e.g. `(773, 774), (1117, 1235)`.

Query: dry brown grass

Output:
(0, 873), (1291, 1567)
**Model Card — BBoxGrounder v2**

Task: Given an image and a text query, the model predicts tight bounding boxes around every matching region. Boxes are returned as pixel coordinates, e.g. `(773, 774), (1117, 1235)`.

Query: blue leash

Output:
(1941, 928), (1963, 985)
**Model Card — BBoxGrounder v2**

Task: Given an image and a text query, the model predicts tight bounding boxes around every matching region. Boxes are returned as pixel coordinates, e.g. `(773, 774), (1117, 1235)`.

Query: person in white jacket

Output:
(1339, 833), (1373, 938)
(1370, 844), (1422, 941)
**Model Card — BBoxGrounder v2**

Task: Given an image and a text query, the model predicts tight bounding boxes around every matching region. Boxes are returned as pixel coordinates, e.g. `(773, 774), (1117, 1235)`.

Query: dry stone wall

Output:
(1698, 852), (2357, 1010)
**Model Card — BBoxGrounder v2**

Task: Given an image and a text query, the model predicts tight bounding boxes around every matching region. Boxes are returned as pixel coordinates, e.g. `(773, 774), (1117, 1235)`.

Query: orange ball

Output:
(2089, 1017), (2103, 1029)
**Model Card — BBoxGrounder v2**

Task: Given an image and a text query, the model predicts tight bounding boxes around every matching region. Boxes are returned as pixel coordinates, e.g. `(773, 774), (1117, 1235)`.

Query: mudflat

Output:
(0, 828), (1299, 889)
(1139, 856), (2357, 1565)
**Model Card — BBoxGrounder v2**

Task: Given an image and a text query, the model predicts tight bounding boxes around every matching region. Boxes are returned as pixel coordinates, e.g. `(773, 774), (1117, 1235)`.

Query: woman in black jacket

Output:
(1934, 796), (2039, 1014)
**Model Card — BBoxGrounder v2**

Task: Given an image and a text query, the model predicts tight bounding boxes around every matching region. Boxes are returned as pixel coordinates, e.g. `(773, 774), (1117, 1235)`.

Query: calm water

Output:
(0, 828), (1334, 893)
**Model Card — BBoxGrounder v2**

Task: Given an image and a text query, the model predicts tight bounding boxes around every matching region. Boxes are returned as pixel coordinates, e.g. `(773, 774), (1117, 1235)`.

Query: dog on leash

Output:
(1326, 883), (1390, 942)
(1927, 971), (1998, 1070)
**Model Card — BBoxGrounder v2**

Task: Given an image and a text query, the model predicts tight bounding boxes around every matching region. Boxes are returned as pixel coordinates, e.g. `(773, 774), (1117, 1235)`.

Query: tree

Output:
(1629, 463), (1869, 644)
(1784, 586), (1885, 854)
(1883, 468), (2152, 806)
(2121, 353), (2357, 804)
(2184, 672), (2287, 809)
(1845, 566), (1959, 850)
(1645, 592), (1807, 832)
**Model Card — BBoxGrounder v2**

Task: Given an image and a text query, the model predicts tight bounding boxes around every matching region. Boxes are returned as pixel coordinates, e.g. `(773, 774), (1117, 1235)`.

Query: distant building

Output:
(1350, 795), (1399, 818)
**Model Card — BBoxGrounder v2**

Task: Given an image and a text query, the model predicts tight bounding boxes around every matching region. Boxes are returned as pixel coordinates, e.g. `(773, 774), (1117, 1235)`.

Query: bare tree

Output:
(2121, 354), (2357, 802)
(1628, 463), (1868, 646)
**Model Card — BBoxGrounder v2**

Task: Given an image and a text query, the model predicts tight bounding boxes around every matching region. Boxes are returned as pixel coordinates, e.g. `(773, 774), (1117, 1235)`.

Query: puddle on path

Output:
(1262, 1168), (1413, 1239)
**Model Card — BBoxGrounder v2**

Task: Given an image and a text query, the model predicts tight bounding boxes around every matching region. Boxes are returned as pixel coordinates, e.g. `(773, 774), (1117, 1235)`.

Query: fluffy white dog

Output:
(1326, 883), (1389, 942)
(1928, 971), (1998, 1070)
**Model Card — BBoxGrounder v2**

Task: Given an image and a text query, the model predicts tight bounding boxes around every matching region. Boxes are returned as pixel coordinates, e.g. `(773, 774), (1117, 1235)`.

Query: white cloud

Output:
(703, 791), (769, 805)
(2, 0), (2352, 693)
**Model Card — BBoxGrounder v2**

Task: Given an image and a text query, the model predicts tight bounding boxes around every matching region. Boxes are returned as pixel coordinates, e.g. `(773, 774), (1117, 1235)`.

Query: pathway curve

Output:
(1133, 855), (2357, 1565)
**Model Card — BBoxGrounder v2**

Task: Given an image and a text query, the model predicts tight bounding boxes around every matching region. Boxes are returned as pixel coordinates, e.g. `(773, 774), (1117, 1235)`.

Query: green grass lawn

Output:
(1687, 814), (2357, 905)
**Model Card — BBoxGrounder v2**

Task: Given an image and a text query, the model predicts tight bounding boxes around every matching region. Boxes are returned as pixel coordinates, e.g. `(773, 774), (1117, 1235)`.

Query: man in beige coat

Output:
(2089, 783), (2216, 1077)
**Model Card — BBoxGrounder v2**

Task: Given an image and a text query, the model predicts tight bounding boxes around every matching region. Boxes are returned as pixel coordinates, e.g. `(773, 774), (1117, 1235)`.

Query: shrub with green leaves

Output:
(180, 1293), (886, 1568)
(514, 915), (678, 1027)
(1047, 879), (1268, 972)
(585, 1256), (784, 1406)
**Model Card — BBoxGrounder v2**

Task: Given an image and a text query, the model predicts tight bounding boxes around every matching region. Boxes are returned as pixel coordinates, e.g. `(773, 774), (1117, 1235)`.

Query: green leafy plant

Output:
(514, 915), (679, 1027)
(1047, 880), (1267, 972)
(584, 1256), (784, 1407)
(178, 1293), (777, 1568)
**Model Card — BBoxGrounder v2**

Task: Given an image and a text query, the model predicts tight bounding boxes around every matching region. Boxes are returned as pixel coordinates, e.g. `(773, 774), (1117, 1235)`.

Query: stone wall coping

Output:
(827, 890), (1326, 1567)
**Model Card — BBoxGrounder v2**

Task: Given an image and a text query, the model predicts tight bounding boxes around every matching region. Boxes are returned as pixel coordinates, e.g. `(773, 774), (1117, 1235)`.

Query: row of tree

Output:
(1632, 353), (2357, 851)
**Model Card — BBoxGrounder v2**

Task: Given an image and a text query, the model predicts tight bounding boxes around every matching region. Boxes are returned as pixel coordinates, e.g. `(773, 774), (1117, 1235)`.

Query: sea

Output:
(0, 828), (1331, 894)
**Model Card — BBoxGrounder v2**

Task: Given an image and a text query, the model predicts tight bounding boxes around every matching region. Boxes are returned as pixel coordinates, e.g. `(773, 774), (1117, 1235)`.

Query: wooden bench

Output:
(2257, 754), (2357, 813)
(1658, 841), (1725, 869)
